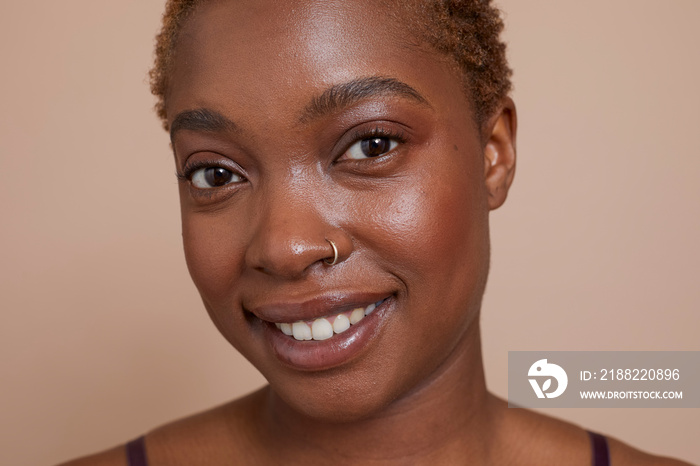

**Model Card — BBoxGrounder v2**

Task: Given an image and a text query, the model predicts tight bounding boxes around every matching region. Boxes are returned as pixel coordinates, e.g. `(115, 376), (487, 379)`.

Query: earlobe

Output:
(483, 98), (517, 210)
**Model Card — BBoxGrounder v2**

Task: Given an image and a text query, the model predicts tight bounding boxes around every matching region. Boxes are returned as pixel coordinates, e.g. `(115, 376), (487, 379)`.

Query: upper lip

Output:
(246, 291), (390, 323)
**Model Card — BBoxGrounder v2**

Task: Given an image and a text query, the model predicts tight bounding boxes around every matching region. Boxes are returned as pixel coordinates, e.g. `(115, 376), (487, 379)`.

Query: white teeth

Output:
(278, 299), (387, 340)
(333, 314), (351, 333)
(311, 318), (334, 340)
(292, 321), (312, 341)
(350, 307), (365, 325)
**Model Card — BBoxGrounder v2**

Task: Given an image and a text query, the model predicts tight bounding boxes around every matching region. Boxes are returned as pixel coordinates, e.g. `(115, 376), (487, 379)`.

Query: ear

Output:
(482, 97), (517, 210)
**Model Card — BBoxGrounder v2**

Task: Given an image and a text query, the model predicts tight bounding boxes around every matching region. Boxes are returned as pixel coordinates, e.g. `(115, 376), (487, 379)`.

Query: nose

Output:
(244, 186), (344, 278)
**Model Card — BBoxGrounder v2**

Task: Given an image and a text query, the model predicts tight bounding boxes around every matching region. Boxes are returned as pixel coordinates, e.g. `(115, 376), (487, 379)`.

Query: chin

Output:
(259, 353), (414, 423)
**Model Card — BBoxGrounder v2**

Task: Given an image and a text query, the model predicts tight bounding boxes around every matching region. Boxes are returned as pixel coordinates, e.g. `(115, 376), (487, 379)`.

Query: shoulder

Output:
(55, 445), (126, 466)
(607, 436), (695, 466)
(146, 388), (266, 460)
(494, 398), (693, 466)
(56, 388), (267, 466)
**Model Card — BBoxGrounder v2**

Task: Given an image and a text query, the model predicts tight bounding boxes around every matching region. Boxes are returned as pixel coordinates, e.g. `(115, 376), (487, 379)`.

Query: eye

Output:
(190, 166), (243, 189)
(344, 136), (398, 160)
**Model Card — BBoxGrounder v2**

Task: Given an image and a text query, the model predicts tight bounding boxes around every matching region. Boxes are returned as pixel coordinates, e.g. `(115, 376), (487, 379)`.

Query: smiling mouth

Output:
(273, 298), (387, 341)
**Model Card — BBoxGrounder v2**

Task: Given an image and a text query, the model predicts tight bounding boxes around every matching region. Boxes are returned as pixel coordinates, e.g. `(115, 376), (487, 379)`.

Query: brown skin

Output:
(60, 1), (691, 465)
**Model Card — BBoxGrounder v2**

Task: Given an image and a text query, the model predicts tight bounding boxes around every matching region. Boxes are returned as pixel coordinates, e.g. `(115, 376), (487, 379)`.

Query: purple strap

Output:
(588, 431), (610, 466)
(125, 436), (148, 466)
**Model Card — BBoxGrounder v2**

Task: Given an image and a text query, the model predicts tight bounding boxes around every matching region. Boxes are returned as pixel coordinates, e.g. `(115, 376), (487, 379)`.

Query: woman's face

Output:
(167, 0), (511, 420)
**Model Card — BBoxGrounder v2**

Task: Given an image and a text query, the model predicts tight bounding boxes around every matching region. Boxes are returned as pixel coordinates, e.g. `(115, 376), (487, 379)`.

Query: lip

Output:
(259, 295), (394, 371)
(248, 291), (390, 323)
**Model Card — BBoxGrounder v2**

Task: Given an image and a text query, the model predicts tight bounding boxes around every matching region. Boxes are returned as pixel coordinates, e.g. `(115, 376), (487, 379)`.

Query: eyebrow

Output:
(170, 108), (237, 141)
(300, 76), (430, 123)
(169, 77), (429, 140)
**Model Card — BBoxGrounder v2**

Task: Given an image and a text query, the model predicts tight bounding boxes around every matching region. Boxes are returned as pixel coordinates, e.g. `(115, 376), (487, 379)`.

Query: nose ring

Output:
(324, 239), (339, 265)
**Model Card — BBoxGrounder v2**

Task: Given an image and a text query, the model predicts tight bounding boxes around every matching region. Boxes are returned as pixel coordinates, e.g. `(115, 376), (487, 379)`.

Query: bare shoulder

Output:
(144, 387), (267, 464)
(56, 388), (267, 466)
(494, 397), (693, 466)
(607, 436), (695, 466)
(55, 445), (126, 466)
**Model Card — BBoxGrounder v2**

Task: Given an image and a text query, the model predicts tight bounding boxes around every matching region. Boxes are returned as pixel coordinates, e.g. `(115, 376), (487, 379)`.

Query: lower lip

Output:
(262, 297), (393, 371)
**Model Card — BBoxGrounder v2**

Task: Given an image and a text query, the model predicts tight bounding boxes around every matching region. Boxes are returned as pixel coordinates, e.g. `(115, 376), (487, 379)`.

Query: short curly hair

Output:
(149, 0), (512, 131)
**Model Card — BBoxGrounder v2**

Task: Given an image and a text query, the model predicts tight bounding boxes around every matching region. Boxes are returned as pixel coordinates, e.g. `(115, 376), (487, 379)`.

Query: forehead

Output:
(166, 0), (466, 128)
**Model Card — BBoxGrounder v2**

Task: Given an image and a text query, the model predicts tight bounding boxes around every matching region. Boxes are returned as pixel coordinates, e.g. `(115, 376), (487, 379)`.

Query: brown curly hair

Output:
(149, 0), (512, 131)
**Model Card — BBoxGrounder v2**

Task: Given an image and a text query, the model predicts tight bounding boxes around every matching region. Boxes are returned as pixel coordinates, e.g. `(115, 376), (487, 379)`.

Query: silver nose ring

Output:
(324, 239), (339, 265)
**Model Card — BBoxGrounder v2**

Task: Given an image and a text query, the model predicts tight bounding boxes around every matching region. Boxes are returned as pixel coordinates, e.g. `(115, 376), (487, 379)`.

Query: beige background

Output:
(1, 1), (698, 464)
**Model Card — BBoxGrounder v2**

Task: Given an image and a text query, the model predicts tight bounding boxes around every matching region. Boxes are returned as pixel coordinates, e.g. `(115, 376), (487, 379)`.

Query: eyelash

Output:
(344, 126), (407, 157)
(175, 125), (407, 186)
(177, 159), (243, 182)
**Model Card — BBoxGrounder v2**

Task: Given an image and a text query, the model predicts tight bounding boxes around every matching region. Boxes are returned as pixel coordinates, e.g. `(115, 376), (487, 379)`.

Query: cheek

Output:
(180, 200), (246, 313)
(329, 158), (489, 408)
(180, 205), (260, 360)
(355, 147), (490, 354)
(364, 156), (488, 292)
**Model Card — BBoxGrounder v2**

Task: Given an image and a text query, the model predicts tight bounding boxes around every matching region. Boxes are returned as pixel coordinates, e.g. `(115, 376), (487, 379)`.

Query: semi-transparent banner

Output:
(508, 351), (700, 408)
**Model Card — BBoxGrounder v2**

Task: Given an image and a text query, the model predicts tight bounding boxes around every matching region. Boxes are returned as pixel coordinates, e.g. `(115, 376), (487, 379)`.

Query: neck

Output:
(260, 322), (499, 464)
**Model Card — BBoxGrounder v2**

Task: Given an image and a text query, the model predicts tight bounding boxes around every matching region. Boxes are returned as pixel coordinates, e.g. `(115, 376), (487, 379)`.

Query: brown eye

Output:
(191, 167), (243, 188)
(345, 137), (398, 160)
